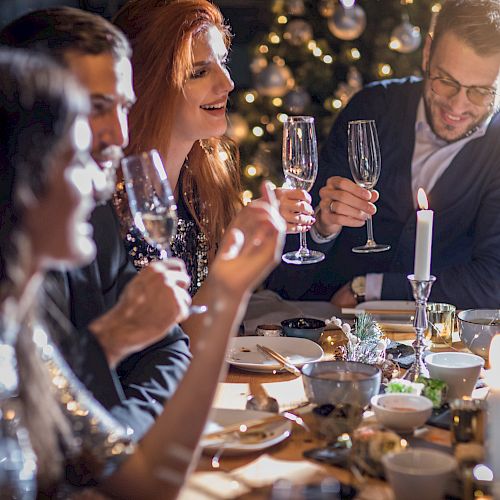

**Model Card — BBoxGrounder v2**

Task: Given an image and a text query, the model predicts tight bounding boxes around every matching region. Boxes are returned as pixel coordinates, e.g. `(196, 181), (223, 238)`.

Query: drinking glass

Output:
(347, 120), (390, 253)
(281, 116), (325, 265)
(122, 149), (206, 314)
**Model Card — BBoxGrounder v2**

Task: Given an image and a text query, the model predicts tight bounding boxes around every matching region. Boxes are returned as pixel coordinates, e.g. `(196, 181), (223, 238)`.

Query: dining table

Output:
(181, 309), (488, 500)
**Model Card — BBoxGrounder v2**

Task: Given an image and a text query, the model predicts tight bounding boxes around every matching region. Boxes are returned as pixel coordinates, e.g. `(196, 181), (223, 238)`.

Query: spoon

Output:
(245, 380), (279, 413)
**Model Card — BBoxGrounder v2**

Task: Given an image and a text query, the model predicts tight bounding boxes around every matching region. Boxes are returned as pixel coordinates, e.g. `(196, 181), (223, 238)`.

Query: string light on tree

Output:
(378, 63), (394, 77)
(244, 91), (256, 103)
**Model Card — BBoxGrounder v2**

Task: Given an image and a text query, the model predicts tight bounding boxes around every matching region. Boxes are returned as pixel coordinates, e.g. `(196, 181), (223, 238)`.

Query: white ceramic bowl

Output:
(425, 352), (484, 401)
(371, 394), (432, 432)
(382, 448), (457, 500)
(458, 309), (500, 360)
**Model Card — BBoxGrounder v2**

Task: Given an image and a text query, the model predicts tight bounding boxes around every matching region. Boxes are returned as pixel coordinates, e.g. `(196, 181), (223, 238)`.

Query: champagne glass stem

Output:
(299, 232), (308, 256)
(365, 216), (375, 247)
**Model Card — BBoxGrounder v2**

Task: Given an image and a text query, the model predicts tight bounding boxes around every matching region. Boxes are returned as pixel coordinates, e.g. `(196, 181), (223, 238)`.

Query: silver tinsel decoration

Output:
(283, 19), (313, 46)
(328, 4), (367, 41)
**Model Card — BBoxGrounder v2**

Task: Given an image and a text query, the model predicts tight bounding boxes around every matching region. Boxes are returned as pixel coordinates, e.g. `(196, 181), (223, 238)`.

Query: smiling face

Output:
(422, 31), (500, 142)
(64, 51), (136, 201)
(23, 116), (100, 269)
(171, 25), (234, 146)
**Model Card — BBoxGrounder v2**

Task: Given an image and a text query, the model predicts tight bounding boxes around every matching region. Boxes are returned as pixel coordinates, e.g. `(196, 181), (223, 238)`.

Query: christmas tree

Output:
(227, 0), (438, 201)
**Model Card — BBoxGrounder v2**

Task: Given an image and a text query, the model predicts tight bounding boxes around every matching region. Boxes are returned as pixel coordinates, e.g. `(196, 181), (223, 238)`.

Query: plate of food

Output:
(200, 408), (292, 455)
(226, 336), (324, 373)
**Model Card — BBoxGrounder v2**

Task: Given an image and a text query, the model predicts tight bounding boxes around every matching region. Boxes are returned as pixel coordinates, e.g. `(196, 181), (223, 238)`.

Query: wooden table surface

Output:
(185, 328), (474, 499)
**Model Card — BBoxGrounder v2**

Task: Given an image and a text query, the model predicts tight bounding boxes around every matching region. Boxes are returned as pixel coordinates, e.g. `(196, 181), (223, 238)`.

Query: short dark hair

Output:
(0, 7), (131, 64)
(433, 0), (500, 55)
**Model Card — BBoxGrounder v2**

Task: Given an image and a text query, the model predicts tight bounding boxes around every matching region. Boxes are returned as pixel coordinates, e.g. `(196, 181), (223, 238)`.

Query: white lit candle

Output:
(414, 189), (433, 281)
(486, 335), (500, 497)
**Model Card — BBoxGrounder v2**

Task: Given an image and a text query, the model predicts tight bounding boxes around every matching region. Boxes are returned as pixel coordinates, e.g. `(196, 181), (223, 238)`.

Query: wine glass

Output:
(281, 116), (325, 265)
(347, 120), (390, 253)
(121, 149), (206, 314)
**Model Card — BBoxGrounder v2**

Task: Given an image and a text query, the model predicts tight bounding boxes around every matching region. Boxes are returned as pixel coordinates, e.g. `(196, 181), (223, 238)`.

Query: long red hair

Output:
(114, 0), (242, 255)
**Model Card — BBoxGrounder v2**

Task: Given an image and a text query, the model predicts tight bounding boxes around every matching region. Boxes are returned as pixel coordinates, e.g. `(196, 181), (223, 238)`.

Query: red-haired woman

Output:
(113, 0), (314, 297)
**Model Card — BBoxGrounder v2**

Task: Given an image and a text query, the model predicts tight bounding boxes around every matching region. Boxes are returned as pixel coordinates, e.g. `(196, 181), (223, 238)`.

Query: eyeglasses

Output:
(426, 71), (498, 107)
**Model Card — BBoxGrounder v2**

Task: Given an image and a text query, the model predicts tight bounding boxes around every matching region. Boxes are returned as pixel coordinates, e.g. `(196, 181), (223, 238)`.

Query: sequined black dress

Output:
(0, 323), (134, 498)
(113, 172), (209, 296)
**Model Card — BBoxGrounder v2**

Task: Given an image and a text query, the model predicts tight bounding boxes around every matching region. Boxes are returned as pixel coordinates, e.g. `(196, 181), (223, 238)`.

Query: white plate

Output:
(226, 336), (323, 373)
(200, 408), (292, 455)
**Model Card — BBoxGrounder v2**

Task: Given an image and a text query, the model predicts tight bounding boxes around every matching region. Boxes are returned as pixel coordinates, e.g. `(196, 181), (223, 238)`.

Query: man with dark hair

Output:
(268, 0), (500, 310)
(0, 7), (193, 436)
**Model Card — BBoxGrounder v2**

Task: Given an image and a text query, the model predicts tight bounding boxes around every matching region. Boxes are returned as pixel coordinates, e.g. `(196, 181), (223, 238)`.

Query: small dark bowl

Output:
(281, 317), (326, 342)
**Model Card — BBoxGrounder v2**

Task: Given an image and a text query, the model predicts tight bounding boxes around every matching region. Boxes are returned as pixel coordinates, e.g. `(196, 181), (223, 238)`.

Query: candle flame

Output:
(417, 188), (429, 210)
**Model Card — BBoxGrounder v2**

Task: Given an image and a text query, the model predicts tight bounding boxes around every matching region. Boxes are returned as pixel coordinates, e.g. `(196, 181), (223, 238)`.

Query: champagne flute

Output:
(281, 116), (325, 265)
(347, 120), (390, 253)
(121, 149), (206, 314)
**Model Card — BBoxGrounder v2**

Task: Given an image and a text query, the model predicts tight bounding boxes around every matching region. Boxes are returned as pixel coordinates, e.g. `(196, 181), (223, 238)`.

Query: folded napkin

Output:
(181, 455), (328, 500)
(180, 471), (250, 500)
(243, 290), (339, 335)
(231, 454), (327, 488)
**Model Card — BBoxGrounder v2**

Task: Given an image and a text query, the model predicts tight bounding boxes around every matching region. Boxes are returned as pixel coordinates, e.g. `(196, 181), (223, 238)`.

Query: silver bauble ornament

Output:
(226, 113), (249, 144)
(328, 5), (366, 41)
(283, 88), (311, 114)
(254, 63), (294, 97)
(285, 0), (305, 16)
(318, 0), (335, 18)
(390, 16), (422, 54)
(283, 19), (313, 46)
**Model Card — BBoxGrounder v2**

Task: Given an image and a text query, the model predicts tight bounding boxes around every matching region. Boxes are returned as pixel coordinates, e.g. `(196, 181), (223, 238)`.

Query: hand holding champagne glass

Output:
(121, 150), (207, 314)
(347, 120), (390, 253)
(281, 116), (325, 265)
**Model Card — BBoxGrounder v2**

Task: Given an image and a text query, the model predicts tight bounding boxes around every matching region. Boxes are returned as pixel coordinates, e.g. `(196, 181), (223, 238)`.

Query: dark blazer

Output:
(267, 78), (500, 309)
(56, 202), (191, 438)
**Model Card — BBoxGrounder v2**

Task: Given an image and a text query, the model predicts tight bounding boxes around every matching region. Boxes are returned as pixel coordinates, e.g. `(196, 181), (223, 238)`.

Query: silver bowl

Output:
(301, 361), (381, 407)
(457, 309), (500, 360)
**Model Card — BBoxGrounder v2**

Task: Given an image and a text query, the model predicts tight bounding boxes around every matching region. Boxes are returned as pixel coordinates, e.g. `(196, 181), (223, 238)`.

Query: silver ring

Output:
(329, 200), (335, 214)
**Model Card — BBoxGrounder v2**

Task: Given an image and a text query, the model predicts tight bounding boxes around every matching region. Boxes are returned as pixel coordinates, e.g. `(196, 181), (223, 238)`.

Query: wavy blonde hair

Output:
(114, 0), (242, 256)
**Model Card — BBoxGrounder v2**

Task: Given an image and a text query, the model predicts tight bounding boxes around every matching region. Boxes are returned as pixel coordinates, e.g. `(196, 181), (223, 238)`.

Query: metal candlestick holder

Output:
(405, 274), (436, 381)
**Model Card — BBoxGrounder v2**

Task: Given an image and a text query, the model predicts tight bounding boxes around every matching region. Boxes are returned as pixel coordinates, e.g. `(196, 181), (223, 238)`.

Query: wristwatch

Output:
(350, 276), (366, 304)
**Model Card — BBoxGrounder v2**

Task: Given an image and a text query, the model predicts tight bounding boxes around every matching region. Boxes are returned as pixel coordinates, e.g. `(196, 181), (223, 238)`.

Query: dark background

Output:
(0, 0), (267, 88)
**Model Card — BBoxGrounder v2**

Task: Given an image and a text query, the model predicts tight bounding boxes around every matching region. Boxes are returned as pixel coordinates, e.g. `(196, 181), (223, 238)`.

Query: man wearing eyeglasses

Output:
(267, 0), (500, 309)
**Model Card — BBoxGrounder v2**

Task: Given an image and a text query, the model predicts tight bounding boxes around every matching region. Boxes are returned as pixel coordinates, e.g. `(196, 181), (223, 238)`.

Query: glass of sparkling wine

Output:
(347, 120), (390, 253)
(281, 116), (325, 265)
(122, 149), (206, 314)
